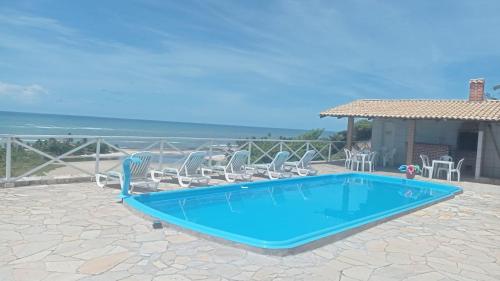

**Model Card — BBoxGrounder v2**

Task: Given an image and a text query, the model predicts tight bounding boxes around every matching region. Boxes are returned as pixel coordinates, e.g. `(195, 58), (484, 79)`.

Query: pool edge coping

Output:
(122, 173), (462, 256)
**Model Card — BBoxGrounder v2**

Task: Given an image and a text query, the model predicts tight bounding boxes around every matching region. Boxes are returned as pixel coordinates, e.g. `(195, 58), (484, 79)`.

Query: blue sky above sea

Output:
(0, 0), (499, 131)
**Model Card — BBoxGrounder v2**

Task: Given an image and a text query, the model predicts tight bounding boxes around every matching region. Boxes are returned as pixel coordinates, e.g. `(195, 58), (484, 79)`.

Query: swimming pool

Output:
(124, 173), (461, 253)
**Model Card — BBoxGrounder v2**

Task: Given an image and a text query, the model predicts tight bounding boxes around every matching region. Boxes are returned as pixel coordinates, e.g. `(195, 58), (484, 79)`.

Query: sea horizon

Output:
(0, 110), (330, 139)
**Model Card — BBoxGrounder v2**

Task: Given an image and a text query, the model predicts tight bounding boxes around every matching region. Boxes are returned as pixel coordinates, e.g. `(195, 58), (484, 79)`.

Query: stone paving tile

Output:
(0, 165), (499, 280)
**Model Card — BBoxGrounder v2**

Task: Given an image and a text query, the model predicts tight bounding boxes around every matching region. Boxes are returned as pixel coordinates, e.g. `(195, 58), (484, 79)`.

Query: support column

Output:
(346, 117), (354, 150)
(406, 119), (416, 165)
(475, 128), (484, 179)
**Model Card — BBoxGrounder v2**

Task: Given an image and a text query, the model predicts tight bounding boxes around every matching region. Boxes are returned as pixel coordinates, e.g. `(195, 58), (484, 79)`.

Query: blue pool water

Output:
(125, 173), (461, 250)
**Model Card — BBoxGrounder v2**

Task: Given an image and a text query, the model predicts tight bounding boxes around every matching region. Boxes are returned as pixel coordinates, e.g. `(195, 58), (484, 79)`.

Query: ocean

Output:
(0, 111), (313, 139)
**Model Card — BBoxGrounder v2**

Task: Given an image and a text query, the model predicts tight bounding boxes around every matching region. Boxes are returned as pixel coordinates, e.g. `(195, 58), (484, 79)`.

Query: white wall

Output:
(371, 118), (407, 165)
(414, 120), (462, 146)
(372, 119), (455, 165)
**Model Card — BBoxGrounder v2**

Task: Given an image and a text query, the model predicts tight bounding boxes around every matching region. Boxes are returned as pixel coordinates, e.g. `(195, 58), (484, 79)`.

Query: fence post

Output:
(248, 141), (252, 165)
(328, 142), (332, 162)
(279, 141), (283, 152)
(95, 138), (101, 175)
(208, 140), (213, 167)
(306, 141), (310, 152)
(6, 136), (12, 181)
(159, 140), (164, 170)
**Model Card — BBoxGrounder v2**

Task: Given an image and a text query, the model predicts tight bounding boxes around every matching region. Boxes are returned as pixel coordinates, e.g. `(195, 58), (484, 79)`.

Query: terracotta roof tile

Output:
(320, 99), (500, 121)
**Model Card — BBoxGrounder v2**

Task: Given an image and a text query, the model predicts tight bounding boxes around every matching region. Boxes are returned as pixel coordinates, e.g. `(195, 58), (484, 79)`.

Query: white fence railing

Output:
(0, 134), (348, 184)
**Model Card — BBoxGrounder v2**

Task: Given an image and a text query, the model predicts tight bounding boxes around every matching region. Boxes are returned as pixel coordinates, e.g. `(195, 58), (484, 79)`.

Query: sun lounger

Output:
(151, 151), (210, 187)
(96, 151), (158, 192)
(253, 151), (292, 180)
(203, 150), (253, 182)
(284, 149), (318, 176)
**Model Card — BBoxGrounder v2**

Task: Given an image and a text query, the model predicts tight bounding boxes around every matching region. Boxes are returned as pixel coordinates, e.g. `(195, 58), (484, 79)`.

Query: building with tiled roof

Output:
(320, 99), (500, 121)
(320, 78), (500, 180)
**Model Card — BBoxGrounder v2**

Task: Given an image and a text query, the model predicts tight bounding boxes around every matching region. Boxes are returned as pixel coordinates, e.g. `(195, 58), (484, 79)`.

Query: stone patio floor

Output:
(1, 164), (500, 281)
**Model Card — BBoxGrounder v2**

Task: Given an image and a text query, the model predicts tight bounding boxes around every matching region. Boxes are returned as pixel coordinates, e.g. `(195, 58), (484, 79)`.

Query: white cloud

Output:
(0, 13), (74, 36)
(0, 81), (47, 102)
(0, 1), (500, 129)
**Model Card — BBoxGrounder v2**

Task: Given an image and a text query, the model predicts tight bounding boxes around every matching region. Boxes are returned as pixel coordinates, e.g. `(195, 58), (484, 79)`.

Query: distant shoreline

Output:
(0, 111), (332, 141)
(0, 110), (313, 133)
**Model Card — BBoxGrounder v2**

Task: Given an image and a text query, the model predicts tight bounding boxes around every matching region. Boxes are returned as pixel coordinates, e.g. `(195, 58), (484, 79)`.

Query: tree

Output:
(353, 119), (372, 141)
(487, 84), (500, 100)
(329, 119), (372, 142)
(296, 129), (324, 140)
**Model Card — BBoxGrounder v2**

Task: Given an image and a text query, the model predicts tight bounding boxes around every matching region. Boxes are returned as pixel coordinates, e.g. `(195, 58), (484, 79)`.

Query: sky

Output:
(0, 0), (499, 131)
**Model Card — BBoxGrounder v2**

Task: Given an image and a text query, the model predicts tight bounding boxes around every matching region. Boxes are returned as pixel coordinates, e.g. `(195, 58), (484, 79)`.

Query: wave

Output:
(27, 125), (118, 131)
(0, 111), (311, 138)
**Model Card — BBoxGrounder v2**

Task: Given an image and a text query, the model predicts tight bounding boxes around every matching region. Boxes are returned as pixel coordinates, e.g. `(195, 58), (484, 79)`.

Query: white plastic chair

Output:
(344, 149), (353, 169)
(420, 154), (433, 177)
(254, 151), (292, 180)
(285, 150), (318, 176)
(363, 151), (377, 172)
(436, 155), (454, 179)
(96, 151), (158, 192)
(448, 158), (464, 182)
(440, 155), (453, 161)
(351, 150), (363, 171)
(438, 158), (464, 181)
(204, 150), (253, 182)
(152, 151), (210, 187)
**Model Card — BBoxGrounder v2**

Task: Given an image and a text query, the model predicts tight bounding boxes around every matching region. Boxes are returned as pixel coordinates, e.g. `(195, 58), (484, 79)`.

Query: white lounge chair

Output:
(151, 151), (210, 187)
(96, 151), (158, 192)
(285, 150), (318, 176)
(204, 150), (253, 182)
(254, 151), (292, 180)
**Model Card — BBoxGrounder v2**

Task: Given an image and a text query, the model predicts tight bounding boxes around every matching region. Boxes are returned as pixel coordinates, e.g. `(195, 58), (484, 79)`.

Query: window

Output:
(457, 132), (478, 151)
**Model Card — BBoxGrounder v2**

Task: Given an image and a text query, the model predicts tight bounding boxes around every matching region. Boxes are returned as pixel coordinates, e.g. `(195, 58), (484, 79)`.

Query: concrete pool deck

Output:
(1, 164), (499, 281)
